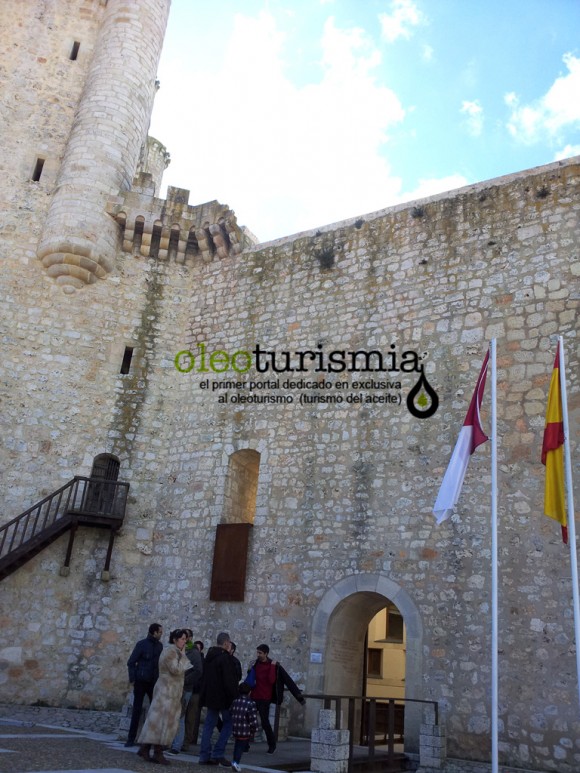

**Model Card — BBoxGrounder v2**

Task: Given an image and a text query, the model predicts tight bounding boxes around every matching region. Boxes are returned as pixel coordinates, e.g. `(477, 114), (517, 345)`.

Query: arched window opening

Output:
(168, 224), (180, 261)
(149, 220), (163, 259)
(223, 449), (260, 524)
(204, 225), (216, 256)
(210, 449), (260, 602)
(217, 218), (232, 251)
(184, 227), (199, 261)
(133, 216), (145, 254)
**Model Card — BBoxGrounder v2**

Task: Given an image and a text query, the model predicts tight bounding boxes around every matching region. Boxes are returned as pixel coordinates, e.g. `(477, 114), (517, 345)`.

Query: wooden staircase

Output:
(0, 476), (129, 581)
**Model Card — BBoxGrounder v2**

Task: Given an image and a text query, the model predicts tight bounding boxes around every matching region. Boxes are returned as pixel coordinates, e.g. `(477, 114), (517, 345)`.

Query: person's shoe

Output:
(232, 762), (242, 772)
(216, 758), (232, 767)
(124, 740), (136, 747)
(137, 744), (152, 760)
(267, 745), (276, 754)
(201, 760), (217, 766)
(152, 745), (170, 765)
(168, 748), (180, 755)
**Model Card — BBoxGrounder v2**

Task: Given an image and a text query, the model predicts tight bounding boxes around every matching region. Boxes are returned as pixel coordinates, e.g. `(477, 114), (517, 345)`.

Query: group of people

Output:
(125, 625), (305, 768)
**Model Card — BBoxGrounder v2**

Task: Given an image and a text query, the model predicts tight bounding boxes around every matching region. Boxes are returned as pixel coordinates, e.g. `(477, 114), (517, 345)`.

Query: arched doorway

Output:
(307, 574), (423, 754)
(86, 453), (120, 514)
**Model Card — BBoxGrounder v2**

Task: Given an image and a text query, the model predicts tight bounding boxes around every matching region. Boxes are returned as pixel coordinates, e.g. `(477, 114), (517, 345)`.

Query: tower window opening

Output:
(133, 217), (145, 254)
(70, 41), (80, 61)
(120, 347), (134, 374)
(184, 228), (199, 261)
(150, 221), (162, 259)
(32, 158), (45, 182)
(168, 225), (180, 261)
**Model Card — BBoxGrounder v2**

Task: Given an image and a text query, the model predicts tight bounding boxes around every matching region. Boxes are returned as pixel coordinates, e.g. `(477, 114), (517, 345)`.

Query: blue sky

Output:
(149, 0), (580, 242)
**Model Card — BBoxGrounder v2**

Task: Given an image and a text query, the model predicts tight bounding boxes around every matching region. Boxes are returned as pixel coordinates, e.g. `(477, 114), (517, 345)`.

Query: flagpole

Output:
(490, 338), (498, 773)
(558, 335), (580, 711)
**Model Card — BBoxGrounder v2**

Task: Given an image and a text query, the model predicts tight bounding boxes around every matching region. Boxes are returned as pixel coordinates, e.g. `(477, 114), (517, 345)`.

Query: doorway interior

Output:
(307, 575), (422, 754)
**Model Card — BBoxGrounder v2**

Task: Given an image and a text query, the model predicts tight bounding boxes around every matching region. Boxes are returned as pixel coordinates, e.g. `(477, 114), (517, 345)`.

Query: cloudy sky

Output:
(149, 0), (580, 243)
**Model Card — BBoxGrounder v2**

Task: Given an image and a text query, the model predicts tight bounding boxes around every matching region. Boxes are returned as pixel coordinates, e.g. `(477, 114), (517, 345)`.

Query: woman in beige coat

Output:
(137, 628), (191, 765)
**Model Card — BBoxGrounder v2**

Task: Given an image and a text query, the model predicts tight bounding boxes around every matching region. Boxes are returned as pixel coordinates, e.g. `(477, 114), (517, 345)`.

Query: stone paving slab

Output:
(0, 707), (309, 773)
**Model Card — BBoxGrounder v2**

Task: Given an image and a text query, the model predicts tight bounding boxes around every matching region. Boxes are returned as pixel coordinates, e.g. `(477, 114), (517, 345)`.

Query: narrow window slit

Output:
(120, 347), (134, 374)
(70, 41), (80, 61)
(32, 158), (45, 182)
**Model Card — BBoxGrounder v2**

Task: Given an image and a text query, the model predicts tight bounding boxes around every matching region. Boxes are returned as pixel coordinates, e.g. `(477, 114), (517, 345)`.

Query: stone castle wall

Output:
(1, 156), (578, 771)
(0, 2), (579, 772)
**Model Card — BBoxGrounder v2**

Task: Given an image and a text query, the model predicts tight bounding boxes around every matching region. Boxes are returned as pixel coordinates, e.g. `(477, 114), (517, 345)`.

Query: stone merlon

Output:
(106, 186), (258, 264)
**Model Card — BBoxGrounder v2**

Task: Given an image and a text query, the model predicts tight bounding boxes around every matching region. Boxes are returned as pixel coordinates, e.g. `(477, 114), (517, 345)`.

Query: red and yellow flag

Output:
(541, 348), (567, 544)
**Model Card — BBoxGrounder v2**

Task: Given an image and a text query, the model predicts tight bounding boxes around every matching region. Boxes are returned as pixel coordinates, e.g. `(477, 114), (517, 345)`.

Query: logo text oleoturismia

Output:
(174, 343), (423, 375)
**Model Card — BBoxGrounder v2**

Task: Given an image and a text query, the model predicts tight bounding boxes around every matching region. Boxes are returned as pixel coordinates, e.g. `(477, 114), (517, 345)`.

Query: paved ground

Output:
(0, 706), (312, 773)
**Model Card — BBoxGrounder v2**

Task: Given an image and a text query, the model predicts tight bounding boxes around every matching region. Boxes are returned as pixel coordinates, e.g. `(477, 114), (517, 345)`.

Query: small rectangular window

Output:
(70, 41), (80, 61)
(385, 608), (404, 643)
(120, 347), (134, 374)
(32, 158), (45, 182)
(367, 648), (382, 678)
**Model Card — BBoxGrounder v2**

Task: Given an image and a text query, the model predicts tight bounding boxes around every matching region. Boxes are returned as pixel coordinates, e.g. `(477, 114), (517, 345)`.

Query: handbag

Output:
(244, 665), (257, 689)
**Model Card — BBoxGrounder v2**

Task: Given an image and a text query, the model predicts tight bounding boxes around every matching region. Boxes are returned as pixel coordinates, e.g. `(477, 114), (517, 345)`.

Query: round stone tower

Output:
(37, 0), (171, 291)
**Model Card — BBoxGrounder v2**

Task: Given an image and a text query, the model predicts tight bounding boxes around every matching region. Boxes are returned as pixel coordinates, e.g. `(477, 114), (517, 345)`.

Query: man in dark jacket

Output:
(250, 643), (305, 754)
(124, 623), (163, 747)
(199, 632), (239, 766)
(183, 639), (204, 750)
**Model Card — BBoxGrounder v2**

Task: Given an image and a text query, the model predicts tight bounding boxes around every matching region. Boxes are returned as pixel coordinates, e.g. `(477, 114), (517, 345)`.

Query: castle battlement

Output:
(106, 184), (257, 264)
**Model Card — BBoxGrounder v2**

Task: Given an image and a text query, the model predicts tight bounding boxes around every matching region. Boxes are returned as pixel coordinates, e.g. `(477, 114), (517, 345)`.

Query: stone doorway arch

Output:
(306, 573), (423, 754)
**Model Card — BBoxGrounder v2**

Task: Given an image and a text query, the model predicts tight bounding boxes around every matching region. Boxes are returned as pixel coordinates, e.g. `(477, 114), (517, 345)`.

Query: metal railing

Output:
(303, 693), (438, 772)
(0, 477), (129, 569)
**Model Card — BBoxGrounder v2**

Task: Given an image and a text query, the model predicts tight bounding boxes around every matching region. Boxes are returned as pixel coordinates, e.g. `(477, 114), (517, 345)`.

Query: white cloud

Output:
(506, 53), (580, 144)
(399, 174), (469, 203)
(460, 99), (484, 137)
(379, 0), (426, 43)
(554, 144), (580, 161)
(151, 12), (409, 241)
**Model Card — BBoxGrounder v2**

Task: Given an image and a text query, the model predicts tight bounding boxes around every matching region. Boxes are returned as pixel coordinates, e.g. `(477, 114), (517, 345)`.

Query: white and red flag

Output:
(433, 350), (490, 524)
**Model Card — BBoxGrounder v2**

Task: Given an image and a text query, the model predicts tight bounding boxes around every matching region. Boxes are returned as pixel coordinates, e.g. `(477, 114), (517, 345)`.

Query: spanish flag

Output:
(541, 348), (567, 544)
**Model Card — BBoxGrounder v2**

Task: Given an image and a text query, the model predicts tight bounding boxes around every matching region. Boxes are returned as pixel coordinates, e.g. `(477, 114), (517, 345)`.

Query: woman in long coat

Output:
(137, 629), (192, 765)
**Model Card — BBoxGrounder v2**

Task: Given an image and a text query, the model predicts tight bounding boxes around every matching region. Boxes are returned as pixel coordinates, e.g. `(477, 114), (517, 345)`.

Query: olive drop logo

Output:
(406, 366), (439, 419)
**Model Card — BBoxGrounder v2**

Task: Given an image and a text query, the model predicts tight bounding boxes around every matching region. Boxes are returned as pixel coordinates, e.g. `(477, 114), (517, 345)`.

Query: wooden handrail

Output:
(0, 477), (129, 579)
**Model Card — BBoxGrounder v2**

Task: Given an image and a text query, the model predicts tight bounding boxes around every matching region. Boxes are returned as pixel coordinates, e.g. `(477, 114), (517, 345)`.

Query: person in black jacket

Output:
(124, 623), (164, 747)
(199, 632), (239, 766)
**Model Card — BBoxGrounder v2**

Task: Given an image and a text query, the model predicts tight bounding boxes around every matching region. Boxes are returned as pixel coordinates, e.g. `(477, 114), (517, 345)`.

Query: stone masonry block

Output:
(420, 724), (446, 737)
(311, 742), (350, 761)
(312, 728), (350, 745)
(318, 709), (337, 730)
